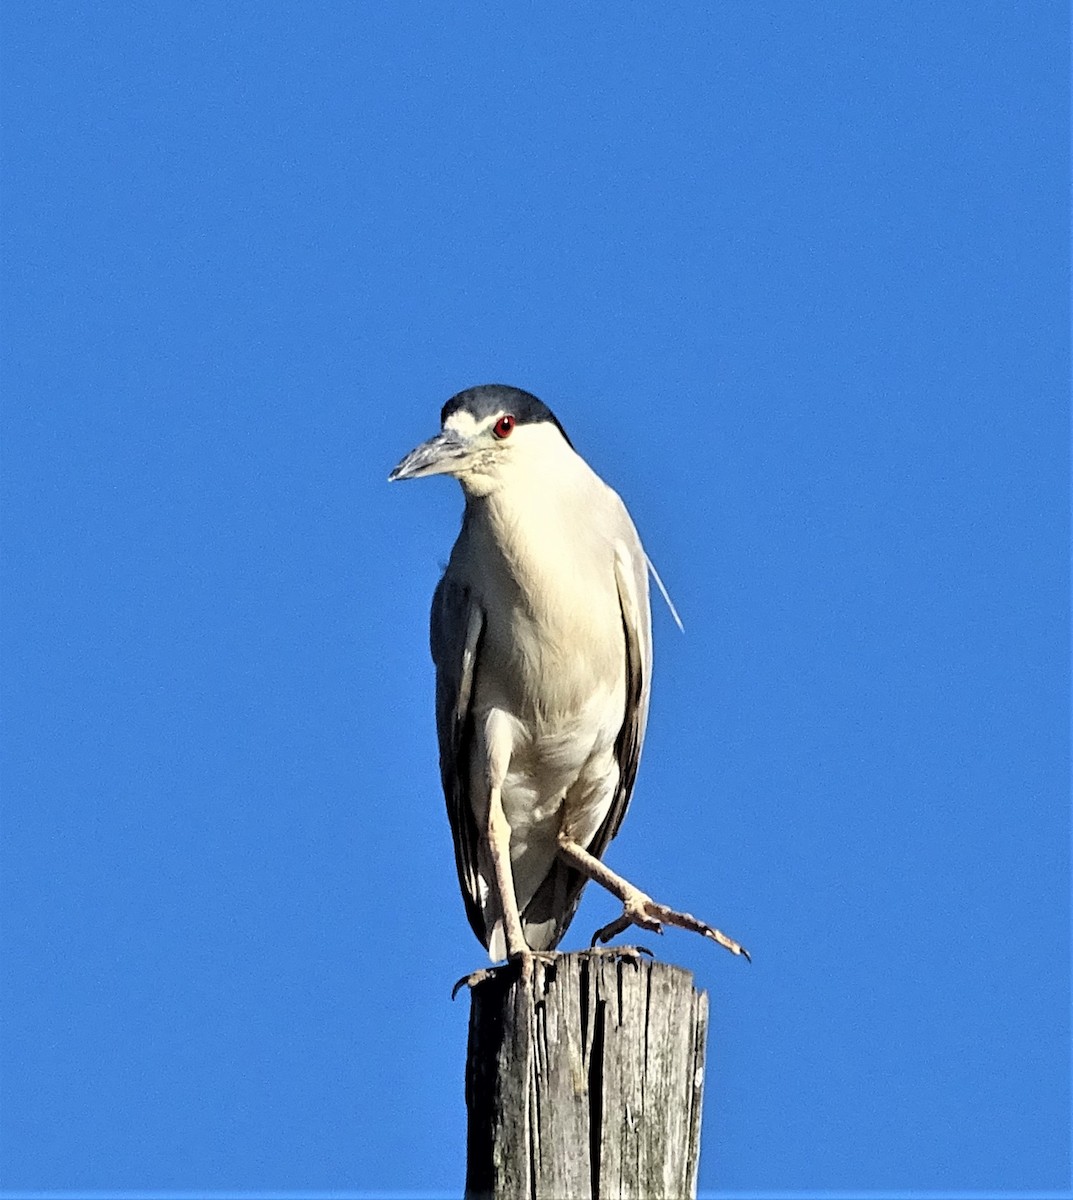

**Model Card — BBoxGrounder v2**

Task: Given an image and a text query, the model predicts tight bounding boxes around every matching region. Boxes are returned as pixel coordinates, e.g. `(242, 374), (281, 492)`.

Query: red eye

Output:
(493, 414), (515, 439)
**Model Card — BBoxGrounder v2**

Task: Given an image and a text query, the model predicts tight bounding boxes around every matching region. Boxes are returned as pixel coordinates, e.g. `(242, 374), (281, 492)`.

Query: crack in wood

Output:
(588, 992), (606, 1200)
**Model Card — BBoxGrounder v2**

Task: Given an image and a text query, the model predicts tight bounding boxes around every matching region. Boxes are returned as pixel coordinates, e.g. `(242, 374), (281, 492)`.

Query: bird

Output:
(389, 384), (747, 966)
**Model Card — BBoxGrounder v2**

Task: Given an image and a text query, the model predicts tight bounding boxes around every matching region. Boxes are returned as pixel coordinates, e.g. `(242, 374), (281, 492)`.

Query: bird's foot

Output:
(451, 966), (503, 999)
(510, 948), (560, 988)
(591, 891), (751, 962)
(585, 943), (654, 968)
(450, 949), (559, 999)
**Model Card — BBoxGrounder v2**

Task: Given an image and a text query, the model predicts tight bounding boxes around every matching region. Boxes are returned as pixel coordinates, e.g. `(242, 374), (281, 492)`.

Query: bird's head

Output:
(389, 384), (574, 497)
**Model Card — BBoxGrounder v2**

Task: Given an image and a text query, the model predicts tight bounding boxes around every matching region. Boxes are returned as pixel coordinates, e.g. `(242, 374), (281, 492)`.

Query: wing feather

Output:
(589, 543), (651, 855)
(430, 575), (486, 946)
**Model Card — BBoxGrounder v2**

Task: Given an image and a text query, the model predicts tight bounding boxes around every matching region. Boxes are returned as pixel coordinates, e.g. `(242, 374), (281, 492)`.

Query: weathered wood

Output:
(464, 951), (709, 1200)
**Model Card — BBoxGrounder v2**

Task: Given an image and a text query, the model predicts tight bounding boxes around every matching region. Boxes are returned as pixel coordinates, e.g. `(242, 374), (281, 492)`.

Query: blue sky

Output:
(2, 2), (1068, 1196)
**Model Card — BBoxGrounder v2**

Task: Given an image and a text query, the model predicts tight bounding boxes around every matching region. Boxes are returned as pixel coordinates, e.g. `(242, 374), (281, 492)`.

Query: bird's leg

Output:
(556, 833), (750, 961)
(485, 787), (530, 960)
(449, 792), (542, 999)
(481, 710), (531, 965)
(451, 716), (558, 999)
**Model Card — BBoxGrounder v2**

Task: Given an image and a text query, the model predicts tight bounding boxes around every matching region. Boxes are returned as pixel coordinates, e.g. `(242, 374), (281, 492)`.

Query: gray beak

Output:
(388, 429), (470, 482)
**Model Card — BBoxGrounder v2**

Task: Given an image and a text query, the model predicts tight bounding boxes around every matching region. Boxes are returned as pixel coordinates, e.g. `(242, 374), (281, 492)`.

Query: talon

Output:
(453, 948), (559, 998)
(618, 943), (654, 959)
(591, 893), (749, 962)
(451, 967), (501, 999)
(587, 943), (655, 967)
(590, 912), (631, 946)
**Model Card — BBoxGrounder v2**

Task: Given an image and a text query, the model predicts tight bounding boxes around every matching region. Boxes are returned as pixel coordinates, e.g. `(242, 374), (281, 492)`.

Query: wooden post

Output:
(464, 950), (709, 1200)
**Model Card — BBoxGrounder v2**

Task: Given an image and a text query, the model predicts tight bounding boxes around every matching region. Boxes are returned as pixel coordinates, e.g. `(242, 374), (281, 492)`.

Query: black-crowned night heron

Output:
(390, 384), (747, 966)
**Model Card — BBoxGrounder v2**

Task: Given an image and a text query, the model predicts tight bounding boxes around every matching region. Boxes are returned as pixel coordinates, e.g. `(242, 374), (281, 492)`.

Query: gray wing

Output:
(592, 544), (652, 850)
(520, 539), (652, 948)
(430, 574), (487, 947)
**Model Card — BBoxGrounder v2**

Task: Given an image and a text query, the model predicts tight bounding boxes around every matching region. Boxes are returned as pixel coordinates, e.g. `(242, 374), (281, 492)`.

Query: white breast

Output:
(455, 446), (635, 917)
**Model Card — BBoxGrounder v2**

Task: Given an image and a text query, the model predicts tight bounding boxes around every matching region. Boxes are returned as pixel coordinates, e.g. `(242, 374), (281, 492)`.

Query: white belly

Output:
(474, 678), (625, 918)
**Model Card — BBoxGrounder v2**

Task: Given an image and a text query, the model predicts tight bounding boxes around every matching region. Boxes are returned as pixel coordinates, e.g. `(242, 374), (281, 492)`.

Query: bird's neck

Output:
(462, 462), (609, 611)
